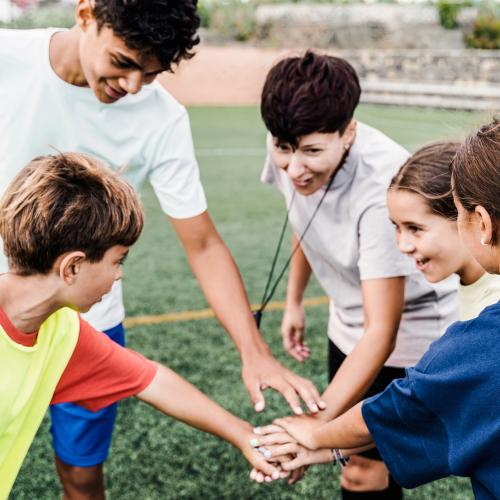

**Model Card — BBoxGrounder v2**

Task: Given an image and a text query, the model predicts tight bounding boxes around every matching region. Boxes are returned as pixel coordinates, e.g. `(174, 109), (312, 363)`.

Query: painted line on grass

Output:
(124, 295), (329, 328)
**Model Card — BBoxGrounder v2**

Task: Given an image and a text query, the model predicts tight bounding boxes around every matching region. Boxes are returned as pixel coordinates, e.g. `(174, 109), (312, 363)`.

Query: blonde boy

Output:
(0, 153), (279, 497)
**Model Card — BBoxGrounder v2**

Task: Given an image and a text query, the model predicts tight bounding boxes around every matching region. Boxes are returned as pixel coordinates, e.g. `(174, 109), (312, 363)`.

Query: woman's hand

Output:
(281, 302), (310, 362)
(272, 416), (323, 450)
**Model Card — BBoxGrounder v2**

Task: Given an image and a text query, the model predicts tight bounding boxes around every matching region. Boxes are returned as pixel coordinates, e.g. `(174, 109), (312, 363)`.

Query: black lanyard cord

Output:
(259, 190), (296, 308)
(254, 171), (336, 327)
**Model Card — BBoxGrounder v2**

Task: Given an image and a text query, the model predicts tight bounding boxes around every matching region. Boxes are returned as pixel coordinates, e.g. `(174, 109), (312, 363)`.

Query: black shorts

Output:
(328, 339), (405, 461)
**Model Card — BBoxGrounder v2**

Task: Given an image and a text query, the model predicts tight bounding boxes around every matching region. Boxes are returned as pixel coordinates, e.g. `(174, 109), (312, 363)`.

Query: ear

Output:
(75, 0), (95, 31)
(341, 119), (357, 149)
(58, 251), (87, 285)
(475, 205), (494, 245)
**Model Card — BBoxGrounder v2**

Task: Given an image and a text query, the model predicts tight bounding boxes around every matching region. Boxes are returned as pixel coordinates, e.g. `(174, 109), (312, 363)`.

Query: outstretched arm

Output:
(170, 211), (325, 415)
(281, 234), (313, 362)
(274, 403), (373, 451)
(137, 363), (281, 477)
(320, 277), (405, 420)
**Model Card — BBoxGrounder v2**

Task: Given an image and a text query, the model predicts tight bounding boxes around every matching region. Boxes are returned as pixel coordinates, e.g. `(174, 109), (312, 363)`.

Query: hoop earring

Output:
(480, 237), (487, 246)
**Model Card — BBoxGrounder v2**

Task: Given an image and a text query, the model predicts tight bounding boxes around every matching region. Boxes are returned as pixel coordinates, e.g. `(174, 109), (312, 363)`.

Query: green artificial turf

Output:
(11, 105), (486, 499)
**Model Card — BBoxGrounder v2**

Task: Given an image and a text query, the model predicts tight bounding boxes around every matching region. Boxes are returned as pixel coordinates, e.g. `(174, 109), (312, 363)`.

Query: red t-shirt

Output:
(0, 307), (158, 412)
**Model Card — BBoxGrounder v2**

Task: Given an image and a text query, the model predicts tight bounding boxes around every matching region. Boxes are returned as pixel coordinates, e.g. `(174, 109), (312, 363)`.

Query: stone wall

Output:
(339, 49), (500, 84)
(255, 3), (477, 50)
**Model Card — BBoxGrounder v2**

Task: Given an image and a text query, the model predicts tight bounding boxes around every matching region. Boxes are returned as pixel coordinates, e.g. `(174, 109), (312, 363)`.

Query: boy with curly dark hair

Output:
(0, 1), (323, 497)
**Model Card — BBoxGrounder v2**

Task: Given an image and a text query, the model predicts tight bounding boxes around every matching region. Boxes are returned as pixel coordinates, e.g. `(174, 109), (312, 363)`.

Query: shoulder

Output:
(348, 123), (409, 212)
(480, 274), (500, 303)
(353, 123), (409, 187)
(418, 302), (500, 373)
(0, 28), (48, 61)
(261, 134), (284, 188)
(122, 80), (188, 129)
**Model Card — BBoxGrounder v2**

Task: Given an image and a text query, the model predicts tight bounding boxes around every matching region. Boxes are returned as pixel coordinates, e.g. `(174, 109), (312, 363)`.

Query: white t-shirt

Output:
(262, 123), (458, 367)
(458, 272), (500, 320)
(0, 28), (207, 331)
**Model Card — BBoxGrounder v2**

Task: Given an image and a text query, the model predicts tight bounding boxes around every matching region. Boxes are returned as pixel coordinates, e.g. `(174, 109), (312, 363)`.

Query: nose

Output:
(397, 232), (416, 255)
(119, 70), (143, 95)
(287, 152), (306, 180)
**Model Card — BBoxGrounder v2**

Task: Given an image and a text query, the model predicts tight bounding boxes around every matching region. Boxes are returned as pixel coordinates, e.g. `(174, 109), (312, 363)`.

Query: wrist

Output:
(331, 448), (350, 467)
(285, 295), (303, 309)
(240, 339), (272, 365)
(229, 419), (253, 451)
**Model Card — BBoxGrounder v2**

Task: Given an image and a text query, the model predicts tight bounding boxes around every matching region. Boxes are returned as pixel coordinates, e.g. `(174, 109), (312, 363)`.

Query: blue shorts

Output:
(50, 323), (125, 467)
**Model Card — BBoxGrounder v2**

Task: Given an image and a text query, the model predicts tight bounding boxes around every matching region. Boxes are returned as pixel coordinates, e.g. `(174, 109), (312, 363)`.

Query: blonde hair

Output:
(0, 152), (143, 275)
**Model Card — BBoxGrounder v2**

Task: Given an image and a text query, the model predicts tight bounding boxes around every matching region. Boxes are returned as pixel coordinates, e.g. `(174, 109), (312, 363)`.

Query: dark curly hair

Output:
(261, 51), (361, 147)
(93, 0), (200, 72)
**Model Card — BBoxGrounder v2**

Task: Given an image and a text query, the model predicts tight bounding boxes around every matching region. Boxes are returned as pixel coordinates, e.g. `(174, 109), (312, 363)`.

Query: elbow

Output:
(369, 331), (398, 360)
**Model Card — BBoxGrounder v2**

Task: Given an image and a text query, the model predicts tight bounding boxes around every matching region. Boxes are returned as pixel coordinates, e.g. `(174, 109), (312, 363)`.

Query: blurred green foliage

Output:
(465, 15), (500, 48)
(0, 4), (74, 28)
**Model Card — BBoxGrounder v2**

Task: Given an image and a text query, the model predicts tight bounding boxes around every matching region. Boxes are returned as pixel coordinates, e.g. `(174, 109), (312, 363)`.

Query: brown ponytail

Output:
(389, 141), (461, 220)
(452, 118), (500, 244)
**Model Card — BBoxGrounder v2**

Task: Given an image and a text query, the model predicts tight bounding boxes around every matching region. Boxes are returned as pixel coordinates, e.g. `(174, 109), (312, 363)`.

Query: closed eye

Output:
(407, 224), (422, 234)
(111, 57), (133, 69)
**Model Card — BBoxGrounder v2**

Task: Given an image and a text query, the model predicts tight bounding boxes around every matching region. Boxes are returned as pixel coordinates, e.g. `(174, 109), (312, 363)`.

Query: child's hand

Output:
(249, 463), (307, 485)
(237, 427), (282, 482)
(249, 425), (333, 481)
(249, 466), (290, 484)
(269, 444), (333, 471)
(272, 415), (323, 450)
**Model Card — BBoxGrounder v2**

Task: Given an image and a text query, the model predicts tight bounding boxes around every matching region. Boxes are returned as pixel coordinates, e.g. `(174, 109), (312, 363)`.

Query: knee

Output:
(55, 459), (105, 499)
(340, 455), (389, 492)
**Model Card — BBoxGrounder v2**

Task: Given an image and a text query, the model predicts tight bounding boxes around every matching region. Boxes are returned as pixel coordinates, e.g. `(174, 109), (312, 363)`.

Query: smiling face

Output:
(78, 18), (164, 104)
(270, 124), (355, 196)
(387, 189), (469, 282)
(65, 245), (129, 312)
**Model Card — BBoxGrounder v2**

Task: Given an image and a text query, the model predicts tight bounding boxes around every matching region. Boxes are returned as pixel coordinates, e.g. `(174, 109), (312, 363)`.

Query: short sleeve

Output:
(260, 134), (283, 190)
(148, 108), (207, 219)
(362, 373), (451, 488)
(358, 203), (414, 280)
(52, 318), (158, 412)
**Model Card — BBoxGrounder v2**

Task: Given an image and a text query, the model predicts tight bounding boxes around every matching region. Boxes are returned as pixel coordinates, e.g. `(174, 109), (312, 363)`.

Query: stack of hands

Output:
(246, 414), (334, 484)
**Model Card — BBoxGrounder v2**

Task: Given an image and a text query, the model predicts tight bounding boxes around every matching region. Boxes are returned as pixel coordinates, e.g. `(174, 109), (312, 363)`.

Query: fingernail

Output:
(254, 401), (265, 412)
(272, 471), (280, 480)
(294, 406), (303, 415)
(249, 438), (259, 447)
(319, 400), (327, 409)
(258, 447), (272, 459)
(253, 426), (262, 435)
(310, 403), (319, 413)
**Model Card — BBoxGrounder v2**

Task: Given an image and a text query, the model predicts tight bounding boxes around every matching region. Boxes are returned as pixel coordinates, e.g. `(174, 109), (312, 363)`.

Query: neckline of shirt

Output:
(43, 28), (94, 98)
(459, 272), (499, 296)
(0, 306), (38, 347)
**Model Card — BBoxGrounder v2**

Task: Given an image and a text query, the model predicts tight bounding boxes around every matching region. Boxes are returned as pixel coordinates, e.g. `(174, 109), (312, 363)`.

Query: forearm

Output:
(321, 277), (404, 419)
(286, 234), (312, 305)
(186, 235), (268, 359)
(138, 364), (250, 448)
(314, 402), (373, 450)
(321, 330), (396, 420)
